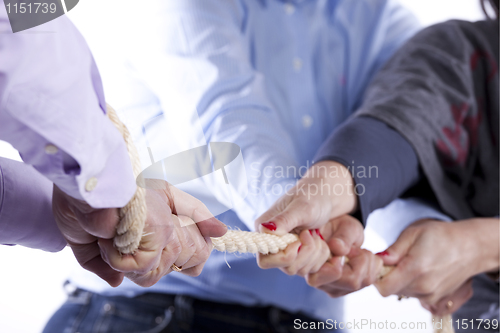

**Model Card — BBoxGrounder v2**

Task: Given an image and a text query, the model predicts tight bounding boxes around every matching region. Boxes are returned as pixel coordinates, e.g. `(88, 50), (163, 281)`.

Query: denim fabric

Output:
(453, 274), (500, 333)
(43, 285), (335, 333)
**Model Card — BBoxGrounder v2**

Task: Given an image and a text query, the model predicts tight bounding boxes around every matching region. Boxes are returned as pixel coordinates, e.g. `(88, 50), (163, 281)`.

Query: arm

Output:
(0, 157), (66, 252)
(118, 0), (300, 230)
(314, 116), (422, 225)
(119, 0), (421, 230)
(0, 1), (135, 208)
(375, 217), (499, 316)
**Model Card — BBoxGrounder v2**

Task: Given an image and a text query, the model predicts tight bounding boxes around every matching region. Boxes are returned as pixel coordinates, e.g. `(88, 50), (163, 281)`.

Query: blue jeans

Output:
(453, 274), (499, 333)
(43, 284), (334, 333)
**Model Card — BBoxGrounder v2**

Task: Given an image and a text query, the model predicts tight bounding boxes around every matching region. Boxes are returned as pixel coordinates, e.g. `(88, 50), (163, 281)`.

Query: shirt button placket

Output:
(284, 3), (295, 15)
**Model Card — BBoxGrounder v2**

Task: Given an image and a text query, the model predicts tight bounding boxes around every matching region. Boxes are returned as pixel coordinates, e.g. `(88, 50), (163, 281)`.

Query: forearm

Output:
(0, 157), (66, 252)
(466, 218), (500, 275)
(314, 116), (422, 224)
(0, 5), (135, 208)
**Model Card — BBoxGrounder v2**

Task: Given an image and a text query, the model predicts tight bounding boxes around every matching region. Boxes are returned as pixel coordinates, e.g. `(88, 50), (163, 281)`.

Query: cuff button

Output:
(44, 144), (59, 155)
(85, 177), (98, 192)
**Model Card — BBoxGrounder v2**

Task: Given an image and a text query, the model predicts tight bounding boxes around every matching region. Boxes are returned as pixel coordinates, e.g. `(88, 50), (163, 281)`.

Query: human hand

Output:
(374, 218), (499, 307)
(307, 246), (383, 298)
(420, 279), (473, 316)
(53, 179), (227, 287)
(255, 161), (357, 246)
(257, 215), (366, 280)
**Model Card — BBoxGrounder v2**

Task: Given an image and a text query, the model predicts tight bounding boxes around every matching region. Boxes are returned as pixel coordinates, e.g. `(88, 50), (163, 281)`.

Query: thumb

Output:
(196, 217), (228, 238)
(74, 207), (120, 239)
(257, 198), (315, 235)
(376, 230), (415, 266)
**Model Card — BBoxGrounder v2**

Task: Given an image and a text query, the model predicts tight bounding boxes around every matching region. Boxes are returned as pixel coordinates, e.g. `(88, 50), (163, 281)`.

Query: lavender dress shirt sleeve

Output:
(0, 1), (136, 210)
(0, 157), (66, 252)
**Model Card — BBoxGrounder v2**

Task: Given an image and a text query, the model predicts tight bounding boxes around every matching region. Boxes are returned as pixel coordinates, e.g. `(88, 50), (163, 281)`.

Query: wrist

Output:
(304, 161), (357, 215)
(457, 219), (500, 276)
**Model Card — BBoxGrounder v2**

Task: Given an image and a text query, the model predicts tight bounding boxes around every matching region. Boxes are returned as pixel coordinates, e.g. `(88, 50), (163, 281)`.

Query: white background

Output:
(0, 1), (486, 332)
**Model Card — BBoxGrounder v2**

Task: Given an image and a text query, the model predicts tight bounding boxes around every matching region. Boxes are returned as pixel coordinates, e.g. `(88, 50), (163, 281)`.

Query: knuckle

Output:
(297, 267), (309, 277)
(305, 275), (319, 288)
(413, 279), (436, 295)
(169, 238), (183, 258)
(283, 267), (298, 276)
(374, 283), (391, 298)
(346, 277), (362, 291)
(188, 266), (204, 277)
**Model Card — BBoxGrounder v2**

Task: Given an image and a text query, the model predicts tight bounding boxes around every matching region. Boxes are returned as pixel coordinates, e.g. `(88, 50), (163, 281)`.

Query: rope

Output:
(210, 231), (453, 333)
(107, 106), (454, 333)
(106, 105), (147, 254)
(211, 230), (299, 254)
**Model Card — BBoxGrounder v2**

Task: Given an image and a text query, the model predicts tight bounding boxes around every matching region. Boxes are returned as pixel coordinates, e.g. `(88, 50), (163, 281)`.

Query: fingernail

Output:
(340, 256), (346, 266)
(315, 229), (320, 235)
(318, 231), (324, 240)
(309, 230), (314, 236)
(376, 251), (389, 256)
(261, 222), (277, 231)
(298, 245), (302, 252)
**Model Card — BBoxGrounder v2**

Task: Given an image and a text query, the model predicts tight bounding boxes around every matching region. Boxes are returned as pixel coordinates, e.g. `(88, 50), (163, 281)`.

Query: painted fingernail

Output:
(315, 229), (320, 235)
(298, 245), (302, 252)
(318, 231), (324, 240)
(309, 230), (314, 236)
(261, 222), (277, 231)
(376, 251), (389, 256)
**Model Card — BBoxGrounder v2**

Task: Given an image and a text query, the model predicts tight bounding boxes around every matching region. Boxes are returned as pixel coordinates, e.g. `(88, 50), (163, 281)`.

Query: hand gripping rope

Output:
(107, 105), (454, 333)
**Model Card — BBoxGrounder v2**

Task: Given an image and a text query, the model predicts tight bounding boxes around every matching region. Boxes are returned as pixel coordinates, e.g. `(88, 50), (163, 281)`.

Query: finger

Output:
(257, 240), (301, 270)
(424, 279), (474, 316)
(297, 230), (331, 276)
(172, 216), (212, 271)
(69, 242), (124, 287)
(169, 186), (227, 238)
(377, 229), (417, 267)
(178, 236), (213, 277)
(74, 207), (120, 239)
(281, 229), (321, 276)
(306, 255), (345, 288)
(339, 250), (371, 292)
(53, 185), (121, 239)
(98, 237), (165, 276)
(324, 215), (364, 256)
(258, 198), (316, 235)
(374, 255), (417, 297)
(367, 250), (384, 286)
(254, 194), (293, 230)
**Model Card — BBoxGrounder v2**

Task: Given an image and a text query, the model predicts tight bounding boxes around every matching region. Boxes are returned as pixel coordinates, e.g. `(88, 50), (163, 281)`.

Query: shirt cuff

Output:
(0, 157), (66, 252)
(366, 197), (452, 246)
(314, 116), (421, 224)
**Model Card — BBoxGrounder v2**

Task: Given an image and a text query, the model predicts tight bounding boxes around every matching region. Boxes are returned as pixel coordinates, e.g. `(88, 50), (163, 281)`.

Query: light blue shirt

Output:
(70, 0), (449, 322)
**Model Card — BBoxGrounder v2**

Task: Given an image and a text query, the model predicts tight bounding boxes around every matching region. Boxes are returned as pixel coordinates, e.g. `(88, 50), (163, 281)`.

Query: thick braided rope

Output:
(107, 108), (453, 332)
(106, 105), (147, 254)
(211, 231), (453, 333)
(211, 230), (299, 254)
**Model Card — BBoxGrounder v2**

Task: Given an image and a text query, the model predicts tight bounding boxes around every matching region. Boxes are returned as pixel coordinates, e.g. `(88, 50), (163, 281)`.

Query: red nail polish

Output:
(298, 245), (302, 252)
(319, 232), (324, 241)
(315, 229), (320, 235)
(376, 251), (389, 256)
(261, 222), (277, 231)
(309, 230), (314, 236)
